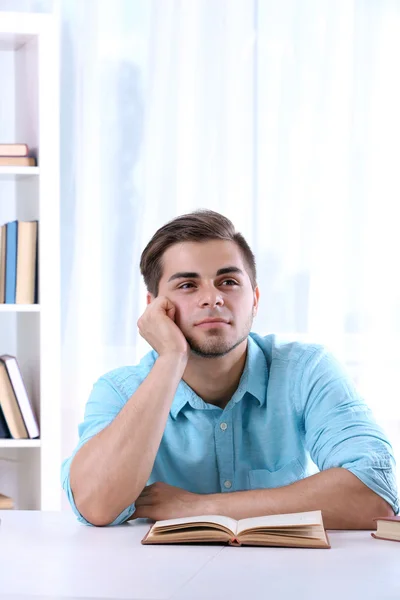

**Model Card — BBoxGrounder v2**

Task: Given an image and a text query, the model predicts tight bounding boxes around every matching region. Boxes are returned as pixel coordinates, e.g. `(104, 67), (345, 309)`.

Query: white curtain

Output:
(254, 0), (400, 469)
(3, 0), (399, 501)
(59, 0), (258, 509)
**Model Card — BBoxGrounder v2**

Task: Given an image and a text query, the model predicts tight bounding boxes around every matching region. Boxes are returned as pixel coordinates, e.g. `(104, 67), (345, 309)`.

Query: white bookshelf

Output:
(0, 305), (40, 312)
(0, 166), (40, 178)
(0, 13), (61, 510)
(0, 439), (41, 449)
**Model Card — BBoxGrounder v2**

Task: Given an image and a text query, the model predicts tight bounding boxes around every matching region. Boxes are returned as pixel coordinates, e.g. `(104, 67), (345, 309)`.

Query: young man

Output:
(62, 210), (399, 528)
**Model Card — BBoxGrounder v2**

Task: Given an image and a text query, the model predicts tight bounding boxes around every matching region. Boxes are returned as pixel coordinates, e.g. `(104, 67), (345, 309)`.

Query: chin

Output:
(186, 331), (247, 359)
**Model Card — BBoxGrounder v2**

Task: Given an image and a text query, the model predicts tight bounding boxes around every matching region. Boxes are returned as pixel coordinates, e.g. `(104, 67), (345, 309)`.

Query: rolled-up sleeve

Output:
(61, 375), (136, 526)
(300, 346), (399, 515)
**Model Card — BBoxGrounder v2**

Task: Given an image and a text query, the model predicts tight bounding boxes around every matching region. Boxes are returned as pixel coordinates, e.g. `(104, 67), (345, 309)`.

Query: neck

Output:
(182, 339), (248, 409)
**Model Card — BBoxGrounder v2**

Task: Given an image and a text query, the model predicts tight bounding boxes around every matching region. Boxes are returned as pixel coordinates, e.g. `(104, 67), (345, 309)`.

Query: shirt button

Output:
(224, 480), (232, 489)
(220, 422), (228, 431)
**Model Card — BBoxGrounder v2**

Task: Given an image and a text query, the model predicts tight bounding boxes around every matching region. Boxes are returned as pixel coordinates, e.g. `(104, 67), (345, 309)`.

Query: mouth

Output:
(195, 319), (230, 327)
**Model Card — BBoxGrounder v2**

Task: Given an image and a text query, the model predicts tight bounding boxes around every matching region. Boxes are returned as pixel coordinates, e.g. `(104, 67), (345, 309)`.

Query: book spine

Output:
(228, 538), (242, 546)
(16, 221), (38, 304)
(0, 224), (6, 303)
(5, 221), (18, 304)
(34, 222), (39, 304)
(4, 357), (39, 438)
(0, 362), (28, 439)
(0, 156), (35, 166)
(0, 144), (28, 156)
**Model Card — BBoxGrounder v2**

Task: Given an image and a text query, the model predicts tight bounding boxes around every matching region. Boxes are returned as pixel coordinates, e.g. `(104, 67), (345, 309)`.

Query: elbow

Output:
(360, 494), (395, 530)
(70, 476), (137, 527)
(79, 502), (135, 527)
(85, 511), (115, 528)
(69, 453), (140, 527)
(73, 488), (117, 527)
(71, 485), (109, 527)
(69, 460), (114, 527)
(371, 496), (395, 520)
(71, 479), (119, 526)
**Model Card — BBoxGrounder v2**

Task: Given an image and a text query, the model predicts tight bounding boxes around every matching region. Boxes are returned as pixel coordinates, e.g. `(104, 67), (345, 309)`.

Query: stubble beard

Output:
(184, 311), (254, 358)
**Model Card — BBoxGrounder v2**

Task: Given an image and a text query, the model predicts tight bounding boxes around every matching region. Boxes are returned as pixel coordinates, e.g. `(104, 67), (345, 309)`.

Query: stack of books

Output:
(0, 143), (36, 167)
(0, 354), (39, 439)
(0, 220), (38, 304)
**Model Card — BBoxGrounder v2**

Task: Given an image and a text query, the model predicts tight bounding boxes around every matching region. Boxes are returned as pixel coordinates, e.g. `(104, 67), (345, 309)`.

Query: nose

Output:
(198, 286), (224, 308)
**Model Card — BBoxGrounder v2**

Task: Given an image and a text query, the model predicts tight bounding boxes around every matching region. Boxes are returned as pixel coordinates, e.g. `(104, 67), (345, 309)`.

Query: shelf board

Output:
(0, 12), (52, 49)
(0, 439), (41, 448)
(0, 166), (39, 179)
(0, 305), (40, 312)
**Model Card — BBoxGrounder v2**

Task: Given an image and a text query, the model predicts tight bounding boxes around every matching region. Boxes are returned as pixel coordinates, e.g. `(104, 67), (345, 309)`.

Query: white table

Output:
(0, 511), (399, 600)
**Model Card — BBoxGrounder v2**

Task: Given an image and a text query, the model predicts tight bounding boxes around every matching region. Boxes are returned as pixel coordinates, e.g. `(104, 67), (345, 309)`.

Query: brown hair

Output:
(140, 209), (257, 296)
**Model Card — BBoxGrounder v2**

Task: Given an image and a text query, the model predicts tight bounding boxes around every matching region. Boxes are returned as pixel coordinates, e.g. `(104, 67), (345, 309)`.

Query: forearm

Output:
(70, 354), (186, 526)
(208, 468), (395, 529)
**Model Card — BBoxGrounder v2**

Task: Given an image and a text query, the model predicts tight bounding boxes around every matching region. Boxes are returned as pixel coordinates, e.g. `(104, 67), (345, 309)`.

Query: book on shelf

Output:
(0, 355), (39, 439)
(0, 224), (6, 303)
(371, 516), (400, 543)
(0, 405), (11, 438)
(141, 510), (331, 548)
(4, 221), (17, 303)
(16, 221), (38, 304)
(0, 156), (36, 167)
(1, 220), (38, 304)
(0, 494), (14, 509)
(0, 143), (29, 157)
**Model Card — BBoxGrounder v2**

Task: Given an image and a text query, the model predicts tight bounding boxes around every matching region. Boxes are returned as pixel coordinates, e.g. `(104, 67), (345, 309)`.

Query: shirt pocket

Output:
(248, 458), (305, 490)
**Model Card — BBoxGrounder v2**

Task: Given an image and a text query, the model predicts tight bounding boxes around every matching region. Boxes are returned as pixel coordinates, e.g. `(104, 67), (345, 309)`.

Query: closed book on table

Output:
(371, 516), (400, 543)
(0, 356), (39, 439)
(0, 224), (6, 303)
(16, 221), (38, 304)
(0, 361), (28, 439)
(0, 143), (29, 156)
(5, 221), (17, 304)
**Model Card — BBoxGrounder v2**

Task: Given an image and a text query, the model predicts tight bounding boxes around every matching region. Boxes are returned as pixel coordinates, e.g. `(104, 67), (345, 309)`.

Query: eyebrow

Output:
(167, 266), (244, 283)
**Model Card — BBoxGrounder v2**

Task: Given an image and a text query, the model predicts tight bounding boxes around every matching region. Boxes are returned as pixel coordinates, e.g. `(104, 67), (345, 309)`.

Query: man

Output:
(62, 210), (399, 528)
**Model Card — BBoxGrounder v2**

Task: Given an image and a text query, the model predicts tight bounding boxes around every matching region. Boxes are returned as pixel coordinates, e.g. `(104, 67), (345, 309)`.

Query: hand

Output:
(137, 296), (189, 359)
(133, 482), (212, 521)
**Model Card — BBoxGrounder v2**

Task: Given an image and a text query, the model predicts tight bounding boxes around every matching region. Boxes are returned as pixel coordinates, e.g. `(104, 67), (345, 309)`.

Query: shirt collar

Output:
(170, 333), (268, 419)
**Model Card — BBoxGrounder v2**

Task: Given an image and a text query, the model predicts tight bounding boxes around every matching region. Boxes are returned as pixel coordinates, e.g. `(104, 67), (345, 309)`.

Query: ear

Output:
(146, 292), (154, 306)
(252, 286), (260, 317)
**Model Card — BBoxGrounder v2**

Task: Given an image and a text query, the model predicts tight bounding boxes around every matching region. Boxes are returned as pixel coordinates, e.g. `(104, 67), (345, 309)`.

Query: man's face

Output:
(152, 240), (259, 358)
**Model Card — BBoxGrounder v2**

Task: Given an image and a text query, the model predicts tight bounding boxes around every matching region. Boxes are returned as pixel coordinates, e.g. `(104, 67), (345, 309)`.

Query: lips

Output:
(195, 318), (230, 326)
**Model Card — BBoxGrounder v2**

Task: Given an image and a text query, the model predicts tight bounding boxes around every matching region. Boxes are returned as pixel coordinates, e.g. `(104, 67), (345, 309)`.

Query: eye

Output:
(178, 282), (196, 290)
(221, 279), (238, 286)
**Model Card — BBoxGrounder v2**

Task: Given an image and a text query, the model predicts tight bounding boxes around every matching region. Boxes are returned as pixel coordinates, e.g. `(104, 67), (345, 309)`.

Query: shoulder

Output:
(249, 331), (326, 368)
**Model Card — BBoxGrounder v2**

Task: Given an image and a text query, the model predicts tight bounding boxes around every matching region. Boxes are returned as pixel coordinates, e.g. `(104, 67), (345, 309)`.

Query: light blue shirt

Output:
(61, 333), (399, 525)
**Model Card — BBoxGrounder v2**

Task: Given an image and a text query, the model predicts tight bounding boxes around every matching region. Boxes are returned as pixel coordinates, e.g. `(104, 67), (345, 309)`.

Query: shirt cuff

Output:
(343, 455), (399, 516)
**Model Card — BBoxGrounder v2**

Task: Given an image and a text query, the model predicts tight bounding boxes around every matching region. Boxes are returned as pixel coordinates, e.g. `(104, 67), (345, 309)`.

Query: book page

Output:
(153, 514), (238, 535)
(237, 510), (322, 535)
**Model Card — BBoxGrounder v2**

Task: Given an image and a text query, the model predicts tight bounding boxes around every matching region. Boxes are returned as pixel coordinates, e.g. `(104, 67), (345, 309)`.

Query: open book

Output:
(141, 510), (330, 548)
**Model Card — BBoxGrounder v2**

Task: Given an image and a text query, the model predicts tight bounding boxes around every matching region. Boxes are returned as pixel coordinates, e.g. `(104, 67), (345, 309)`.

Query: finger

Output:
(135, 495), (155, 508)
(136, 485), (155, 498)
(133, 506), (154, 520)
(158, 296), (176, 317)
